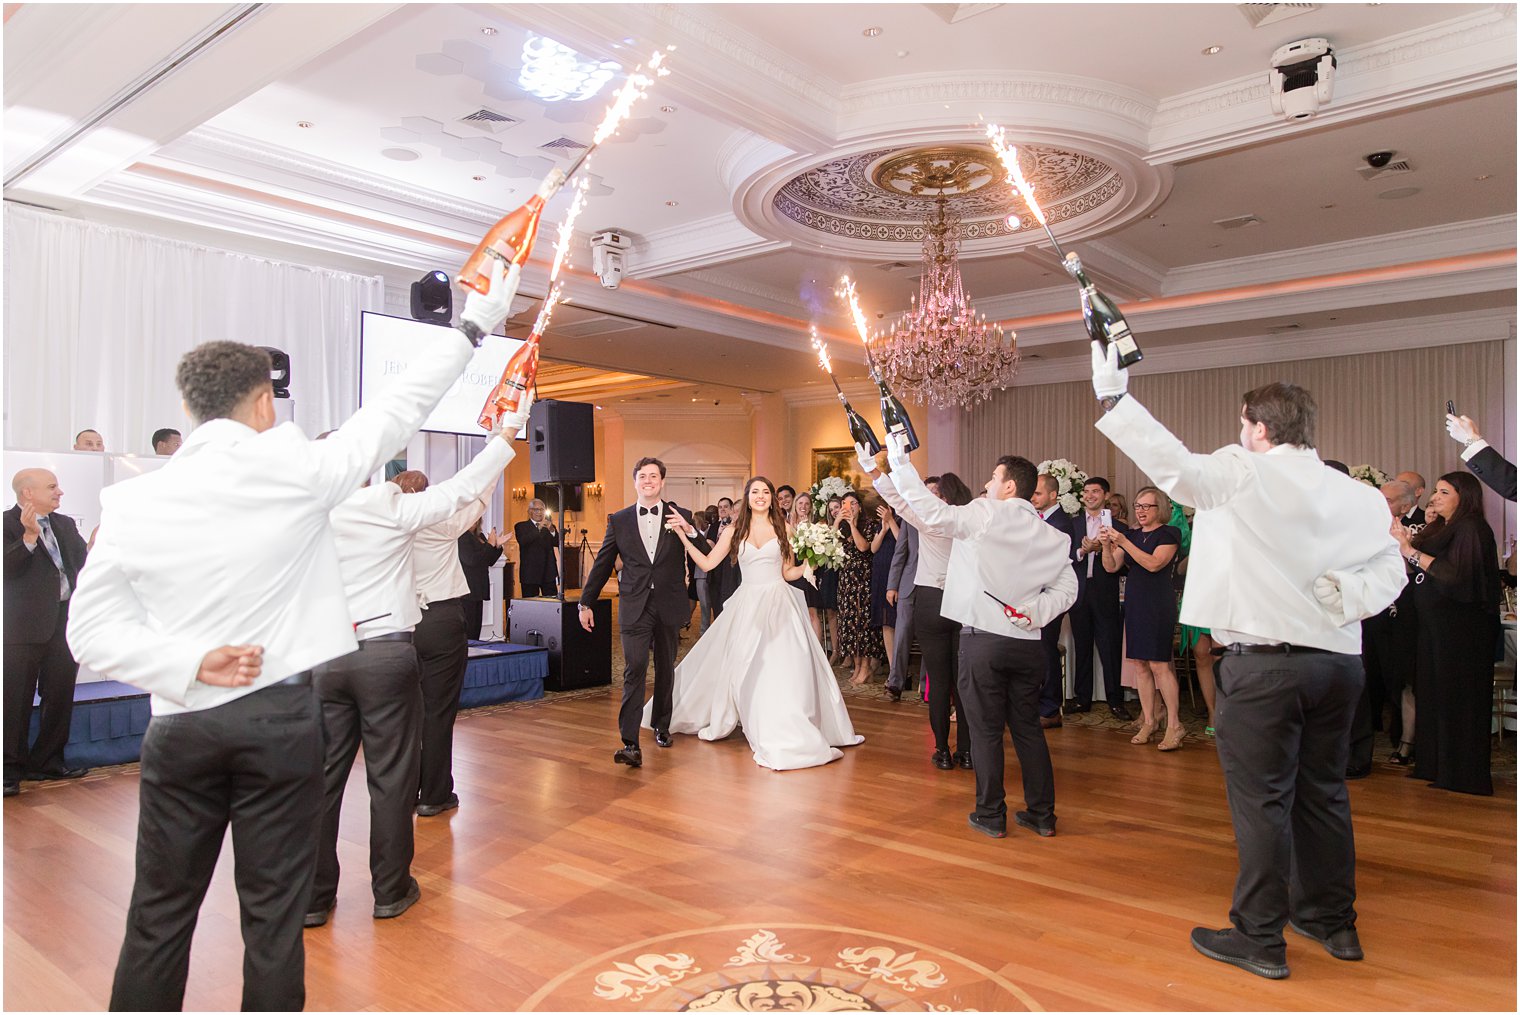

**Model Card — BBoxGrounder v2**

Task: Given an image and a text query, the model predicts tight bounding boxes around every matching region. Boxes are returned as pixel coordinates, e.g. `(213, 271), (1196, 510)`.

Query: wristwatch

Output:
(456, 319), (486, 348)
(1099, 393), (1126, 412)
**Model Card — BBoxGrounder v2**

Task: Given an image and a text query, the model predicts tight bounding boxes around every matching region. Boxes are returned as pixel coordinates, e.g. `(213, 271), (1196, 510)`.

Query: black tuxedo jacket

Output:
(3, 506), (88, 645)
(1468, 446), (1517, 502)
(581, 501), (708, 627)
(457, 532), (503, 600)
(514, 519), (559, 585)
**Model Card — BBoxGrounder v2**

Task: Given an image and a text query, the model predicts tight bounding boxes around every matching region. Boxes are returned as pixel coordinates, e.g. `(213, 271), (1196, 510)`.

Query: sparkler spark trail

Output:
(837, 276), (885, 378)
(810, 325), (833, 374)
(985, 122), (1067, 259)
(591, 49), (672, 146)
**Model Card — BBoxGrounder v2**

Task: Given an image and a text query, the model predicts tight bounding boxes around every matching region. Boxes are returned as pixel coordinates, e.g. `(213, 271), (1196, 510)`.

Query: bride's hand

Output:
(664, 515), (691, 540)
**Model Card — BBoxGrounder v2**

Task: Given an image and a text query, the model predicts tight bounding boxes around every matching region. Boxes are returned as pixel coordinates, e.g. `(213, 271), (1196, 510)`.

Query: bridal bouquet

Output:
(790, 520), (846, 573)
(806, 476), (853, 520)
(1349, 464), (1389, 488)
(1037, 458), (1087, 515)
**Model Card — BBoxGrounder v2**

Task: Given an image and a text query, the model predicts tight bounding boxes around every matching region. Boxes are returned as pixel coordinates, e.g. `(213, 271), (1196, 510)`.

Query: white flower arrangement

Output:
(790, 520), (847, 571)
(1037, 458), (1088, 515)
(805, 476), (854, 520)
(1349, 464), (1389, 488)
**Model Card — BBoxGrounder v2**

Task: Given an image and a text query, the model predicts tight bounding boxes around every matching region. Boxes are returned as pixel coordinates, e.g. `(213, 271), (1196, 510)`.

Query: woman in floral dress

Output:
(836, 491), (885, 684)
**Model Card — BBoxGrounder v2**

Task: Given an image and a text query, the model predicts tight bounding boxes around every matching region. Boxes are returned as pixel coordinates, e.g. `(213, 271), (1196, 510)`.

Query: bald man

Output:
(73, 429), (104, 452)
(4, 469), (90, 795)
(1393, 471), (1427, 528)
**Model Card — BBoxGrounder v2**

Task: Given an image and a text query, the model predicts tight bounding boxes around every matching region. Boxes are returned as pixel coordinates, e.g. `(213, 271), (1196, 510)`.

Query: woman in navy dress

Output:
(869, 502), (899, 668)
(1101, 485), (1183, 750)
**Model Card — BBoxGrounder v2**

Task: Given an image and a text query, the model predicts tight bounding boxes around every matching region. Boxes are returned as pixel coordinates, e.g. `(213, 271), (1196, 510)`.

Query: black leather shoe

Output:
(1189, 927), (1288, 980)
(1040, 714), (1063, 729)
(303, 903), (333, 928)
(884, 686), (902, 702)
(3, 780), (18, 798)
(954, 752), (973, 770)
(614, 745), (643, 768)
(967, 812), (1006, 838)
(1344, 764), (1371, 780)
(654, 729), (673, 748)
(373, 877), (421, 920)
(1289, 921), (1363, 961)
(1014, 810), (1057, 838)
(415, 792), (459, 817)
(1107, 703), (1134, 722)
(931, 750), (953, 770)
(24, 766), (87, 781)
(1061, 701), (1092, 715)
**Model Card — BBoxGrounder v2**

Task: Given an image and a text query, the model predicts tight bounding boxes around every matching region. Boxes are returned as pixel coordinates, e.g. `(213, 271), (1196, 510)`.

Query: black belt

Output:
(1215, 643), (1329, 656)
(274, 670), (313, 687)
(361, 632), (413, 644)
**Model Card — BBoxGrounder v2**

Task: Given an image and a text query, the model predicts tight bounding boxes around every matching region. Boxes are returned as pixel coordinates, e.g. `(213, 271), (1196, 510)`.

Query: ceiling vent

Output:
(457, 107), (521, 133)
(874, 261), (914, 272)
(539, 136), (590, 157)
(1213, 214), (1264, 229)
(1357, 159), (1415, 181)
(1267, 323), (1303, 334)
(1237, 3), (1320, 28)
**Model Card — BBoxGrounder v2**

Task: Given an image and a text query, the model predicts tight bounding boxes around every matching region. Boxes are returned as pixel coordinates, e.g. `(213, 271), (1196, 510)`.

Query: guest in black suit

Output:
(458, 519), (506, 640)
(1065, 477), (1132, 720)
(514, 498), (559, 597)
(1394, 470), (1428, 527)
(4, 469), (90, 795)
(579, 457), (710, 766)
(706, 497), (741, 616)
(1448, 414), (1517, 502)
(1029, 473), (1078, 728)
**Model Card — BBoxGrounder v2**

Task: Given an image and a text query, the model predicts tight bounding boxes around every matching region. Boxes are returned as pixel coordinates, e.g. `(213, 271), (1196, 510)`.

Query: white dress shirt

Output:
(1096, 395), (1405, 653)
(637, 502), (663, 562)
(888, 462), (1077, 638)
(66, 329), (477, 716)
(331, 436), (515, 638)
(873, 474), (950, 590)
(415, 499), (490, 607)
(1076, 511), (1104, 578)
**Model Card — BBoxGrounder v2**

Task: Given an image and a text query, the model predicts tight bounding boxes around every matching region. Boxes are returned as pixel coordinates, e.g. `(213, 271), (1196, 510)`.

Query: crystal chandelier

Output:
(871, 198), (1018, 410)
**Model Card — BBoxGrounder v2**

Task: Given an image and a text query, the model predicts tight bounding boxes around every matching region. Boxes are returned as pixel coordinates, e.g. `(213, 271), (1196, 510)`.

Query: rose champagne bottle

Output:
(459, 167), (567, 296)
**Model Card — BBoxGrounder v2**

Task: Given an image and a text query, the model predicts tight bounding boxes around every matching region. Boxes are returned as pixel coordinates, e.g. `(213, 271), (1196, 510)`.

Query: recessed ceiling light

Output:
(659, 104), (677, 113)
(1475, 174), (1493, 181)
(1378, 187), (1421, 200)
(862, 26), (882, 37)
(1005, 214), (1021, 230)
(297, 121), (314, 129)
(665, 200), (679, 206)
(381, 147), (419, 162)
(896, 50), (910, 58)
(1201, 45), (1222, 55)
(480, 26), (497, 36)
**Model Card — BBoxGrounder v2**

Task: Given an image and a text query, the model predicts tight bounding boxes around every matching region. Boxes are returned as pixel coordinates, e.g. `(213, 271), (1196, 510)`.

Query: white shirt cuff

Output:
(1461, 438), (1491, 462)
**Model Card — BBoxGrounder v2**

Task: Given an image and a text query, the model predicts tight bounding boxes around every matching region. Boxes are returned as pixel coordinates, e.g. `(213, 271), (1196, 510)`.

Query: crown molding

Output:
(1148, 9), (1517, 163)
(780, 380), (878, 408)
(613, 403), (750, 422)
(1005, 307), (1514, 387)
(633, 212), (788, 278)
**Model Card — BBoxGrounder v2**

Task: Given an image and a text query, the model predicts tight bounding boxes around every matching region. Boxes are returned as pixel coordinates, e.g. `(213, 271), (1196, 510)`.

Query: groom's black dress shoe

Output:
(614, 745), (643, 768)
(654, 729), (672, 748)
(931, 750), (954, 770)
(24, 766), (87, 781)
(953, 751), (973, 770)
(967, 813), (1006, 838)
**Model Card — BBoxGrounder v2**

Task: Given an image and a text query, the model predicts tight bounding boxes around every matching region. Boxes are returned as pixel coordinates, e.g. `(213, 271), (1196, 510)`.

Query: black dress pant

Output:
(109, 684), (322, 1012)
(912, 588), (966, 754)
(3, 600), (79, 779)
(1069, 582), (1124, 705)
(1214, 651), (1362, 961)
(618, 605), (678, 746)
(957, 629), (1054, 828)
(521, 580), (557, 599)
(415, 598), (469, 807)
(311, 641), (422, 912)
(1038, 612), (1066, 718)
(466, 599), (487, 641)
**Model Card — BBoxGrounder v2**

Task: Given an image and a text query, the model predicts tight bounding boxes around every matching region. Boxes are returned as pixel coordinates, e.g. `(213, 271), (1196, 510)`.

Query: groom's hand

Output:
(577, 603), (595, 632)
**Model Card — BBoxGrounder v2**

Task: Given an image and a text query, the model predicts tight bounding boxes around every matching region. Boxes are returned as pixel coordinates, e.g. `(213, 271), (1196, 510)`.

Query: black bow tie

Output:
(640, 505), (659, 516)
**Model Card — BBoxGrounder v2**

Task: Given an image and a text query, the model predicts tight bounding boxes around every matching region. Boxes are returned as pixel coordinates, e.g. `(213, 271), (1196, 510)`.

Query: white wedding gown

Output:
(643, 538), (864, 770)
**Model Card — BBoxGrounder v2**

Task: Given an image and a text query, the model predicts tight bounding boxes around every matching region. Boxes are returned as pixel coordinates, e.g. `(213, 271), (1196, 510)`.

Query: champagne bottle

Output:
(821, 372), (881, 453)
(459, 168), (568, 296)
(1063, 252), (1142, 368)
(876, 379), (919, 453)
(477, 332), (540, 430)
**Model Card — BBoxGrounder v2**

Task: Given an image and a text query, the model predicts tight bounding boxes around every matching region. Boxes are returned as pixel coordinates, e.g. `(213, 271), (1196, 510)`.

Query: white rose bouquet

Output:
(805, 476), (854, 520)
(789, 521), (846, 583)
(1037, 458), (1088, 515)
(1349, 464), (1389, 488)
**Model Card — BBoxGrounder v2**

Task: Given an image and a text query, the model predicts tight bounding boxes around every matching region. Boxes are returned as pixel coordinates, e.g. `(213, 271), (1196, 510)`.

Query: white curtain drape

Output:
(3, 205), (383, 454)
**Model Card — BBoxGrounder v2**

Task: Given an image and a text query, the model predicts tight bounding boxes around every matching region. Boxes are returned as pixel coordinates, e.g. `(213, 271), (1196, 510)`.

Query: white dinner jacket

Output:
(67, 329), (476, 715)
(1096, 395), (1405, 653)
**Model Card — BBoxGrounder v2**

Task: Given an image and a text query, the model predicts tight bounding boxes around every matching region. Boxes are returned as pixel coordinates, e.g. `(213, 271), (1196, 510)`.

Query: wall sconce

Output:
(585, 483), (604, 498)
(511, 485), (530, 500)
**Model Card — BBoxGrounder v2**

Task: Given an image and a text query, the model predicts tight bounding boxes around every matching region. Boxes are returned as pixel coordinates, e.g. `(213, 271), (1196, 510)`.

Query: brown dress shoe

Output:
(1040, 715), (1062, 729)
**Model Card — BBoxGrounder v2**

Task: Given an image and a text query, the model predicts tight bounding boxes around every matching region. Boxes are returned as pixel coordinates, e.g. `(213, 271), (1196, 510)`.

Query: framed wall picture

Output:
(812, 446), (867, 492)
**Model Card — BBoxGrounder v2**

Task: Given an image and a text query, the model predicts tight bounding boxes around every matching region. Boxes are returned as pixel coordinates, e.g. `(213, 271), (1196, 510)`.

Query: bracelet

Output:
(1405, 550), (1422, 569)
(1099, 393), (1126, 412)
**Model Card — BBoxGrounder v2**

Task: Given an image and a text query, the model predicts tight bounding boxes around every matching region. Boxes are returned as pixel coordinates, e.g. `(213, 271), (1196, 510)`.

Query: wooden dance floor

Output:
(4, 681), (1514, 1011)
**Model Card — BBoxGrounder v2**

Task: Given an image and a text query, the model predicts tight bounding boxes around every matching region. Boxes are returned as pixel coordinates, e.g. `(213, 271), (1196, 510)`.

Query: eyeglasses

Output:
(1134, 502), (1160, 510)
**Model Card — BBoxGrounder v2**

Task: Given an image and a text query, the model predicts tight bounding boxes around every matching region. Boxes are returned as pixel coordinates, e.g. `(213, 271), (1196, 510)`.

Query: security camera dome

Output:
(1365, 151), (1395, 169)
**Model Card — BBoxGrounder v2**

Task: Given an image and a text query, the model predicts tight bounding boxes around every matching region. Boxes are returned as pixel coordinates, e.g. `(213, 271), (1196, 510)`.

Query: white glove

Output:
(885, 430), (912, 472)
(495, 402), (533, 442)
(1312, 573), (1344, 620)
(1009, 605), (1035, 631)
(1091, 340), (1128, 400)
(1446, 414), (1478, 445)
(459, 258), (522, 337)
(854, 442), (878, 477)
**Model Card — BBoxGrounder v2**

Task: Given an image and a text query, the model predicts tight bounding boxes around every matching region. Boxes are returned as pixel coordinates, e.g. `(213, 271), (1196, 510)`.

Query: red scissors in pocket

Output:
(984, 591), (1028, 623)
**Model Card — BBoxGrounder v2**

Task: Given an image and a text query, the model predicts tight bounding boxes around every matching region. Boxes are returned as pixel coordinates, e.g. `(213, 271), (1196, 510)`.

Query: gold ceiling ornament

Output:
(872, 197), (1018, 410)
(871, 145), (1003, 198)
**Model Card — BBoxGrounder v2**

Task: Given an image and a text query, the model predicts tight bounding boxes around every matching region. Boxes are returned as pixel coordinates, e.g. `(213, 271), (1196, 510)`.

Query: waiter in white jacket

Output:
(305, 400), (530, 930)
(66, 259), (521, 1011)
(864, 439), (1076, 840)
(1090, 343), (1405, 980)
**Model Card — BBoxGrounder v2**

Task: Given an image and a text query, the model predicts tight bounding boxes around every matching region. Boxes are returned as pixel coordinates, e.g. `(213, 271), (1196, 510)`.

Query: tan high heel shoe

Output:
(1130, 720), (1156, 745)
(1157, 726), (1186, 751)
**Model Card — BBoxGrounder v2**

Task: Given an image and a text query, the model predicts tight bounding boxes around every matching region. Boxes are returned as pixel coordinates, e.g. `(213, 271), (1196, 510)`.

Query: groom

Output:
(579, 457), (707, 768)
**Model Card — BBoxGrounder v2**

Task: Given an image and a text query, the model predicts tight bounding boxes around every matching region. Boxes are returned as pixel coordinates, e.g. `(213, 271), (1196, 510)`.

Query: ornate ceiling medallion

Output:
(870, 146), (1000, 198)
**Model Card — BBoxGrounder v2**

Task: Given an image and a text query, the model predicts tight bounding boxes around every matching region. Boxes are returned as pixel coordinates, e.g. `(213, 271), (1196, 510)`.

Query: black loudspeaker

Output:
(508, 597), (610, 691)
(534, 482), (583, 513)
(529, 399), (596, 483)
(257, 346), (291, 397)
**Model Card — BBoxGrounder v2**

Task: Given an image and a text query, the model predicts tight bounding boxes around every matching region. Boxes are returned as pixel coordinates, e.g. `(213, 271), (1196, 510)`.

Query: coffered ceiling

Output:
(4, 2), (1515, 404)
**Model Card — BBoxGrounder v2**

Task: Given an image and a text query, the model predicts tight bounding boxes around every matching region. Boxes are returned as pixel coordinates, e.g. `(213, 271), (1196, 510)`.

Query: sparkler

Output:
(810, 325), (882, 454)
(557, 48), (674, 186)
(984, 123), (1068, 261)
(837, 276), (885, 380)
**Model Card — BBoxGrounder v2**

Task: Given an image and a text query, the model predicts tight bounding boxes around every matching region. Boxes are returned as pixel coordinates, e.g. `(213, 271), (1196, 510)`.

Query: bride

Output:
(645, 476), (864, 770)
